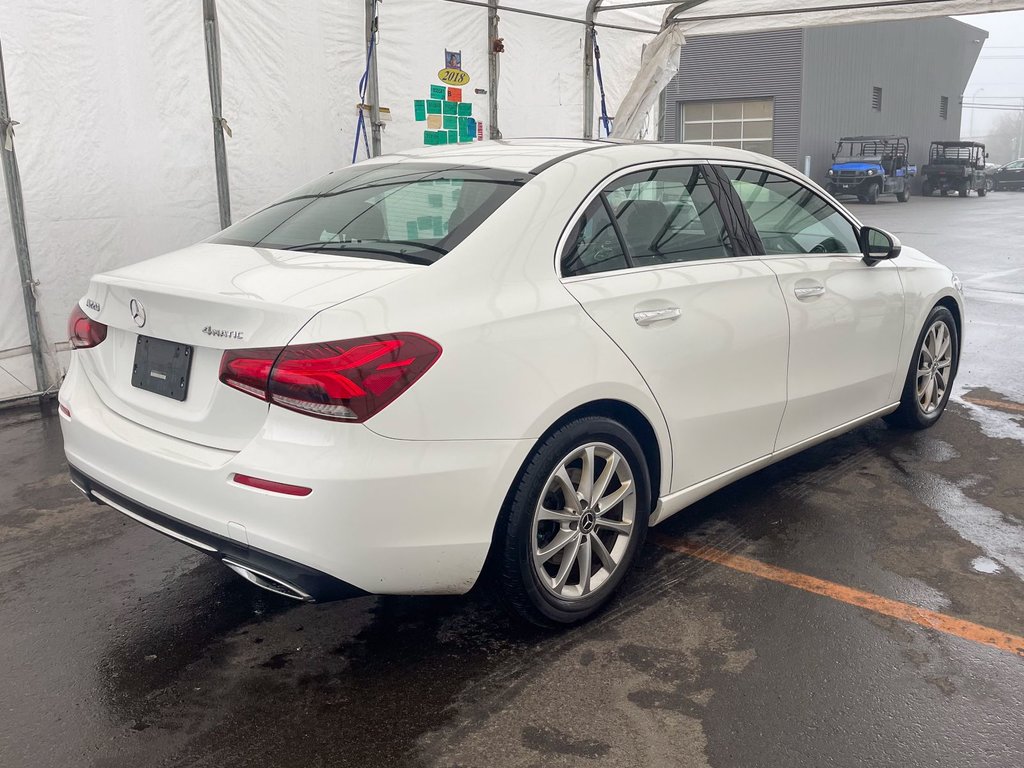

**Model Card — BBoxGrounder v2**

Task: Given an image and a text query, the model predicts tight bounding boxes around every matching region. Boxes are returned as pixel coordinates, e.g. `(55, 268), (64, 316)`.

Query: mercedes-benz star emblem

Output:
(129, 298), (146, 328)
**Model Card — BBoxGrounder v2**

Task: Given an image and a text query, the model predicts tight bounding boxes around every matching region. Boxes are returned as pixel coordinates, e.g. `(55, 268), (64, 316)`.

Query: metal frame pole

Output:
(366, 0), (383, 157)
(203, 0), (231, 229)
(0, 37), (47, 393)
(488, 0), (502, 139)
(582, 1), (600, 139)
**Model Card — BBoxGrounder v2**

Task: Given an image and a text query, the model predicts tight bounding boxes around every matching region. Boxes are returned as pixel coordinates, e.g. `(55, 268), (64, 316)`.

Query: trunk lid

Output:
(79, 243), (421, 450)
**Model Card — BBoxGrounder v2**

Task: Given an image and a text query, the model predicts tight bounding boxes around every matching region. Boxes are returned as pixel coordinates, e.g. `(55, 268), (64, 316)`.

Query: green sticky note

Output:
(427, 193), (443, 208)
(442, 100), (457, 115)
(443, 114), (457, 130)
(433, 216), (444, 236)
(436, 130), (448, 145)
(426, 100), (442, 115)
(414, 100), (426, 121)
(406, 220), (419, 239)
(423, 130), (433, 145)
(457, 102), (472, 116)
(458, 131), (472, 143)
(417, 215), (432, 229)
(430, 84), (446, 100)
(448, 129), (458, 143)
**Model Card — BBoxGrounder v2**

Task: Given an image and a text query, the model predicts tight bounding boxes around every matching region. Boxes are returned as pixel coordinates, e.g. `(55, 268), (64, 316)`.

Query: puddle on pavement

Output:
(971, 556), (1004, 575)
(895, 461), (1024, 583)
(955, 386), (1024, 447)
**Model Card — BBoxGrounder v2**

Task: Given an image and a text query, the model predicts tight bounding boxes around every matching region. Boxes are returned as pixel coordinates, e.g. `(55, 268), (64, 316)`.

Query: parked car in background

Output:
(992, 159), (1024, 191)
(826, 135), (914, 204)
(60, 140), (964, 627)
(920, 141), (988, 197)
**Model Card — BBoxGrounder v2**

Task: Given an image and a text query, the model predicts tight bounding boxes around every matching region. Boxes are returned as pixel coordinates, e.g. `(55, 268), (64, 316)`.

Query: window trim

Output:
(556, 161), (751, 282)
(707, 160), (865, 259)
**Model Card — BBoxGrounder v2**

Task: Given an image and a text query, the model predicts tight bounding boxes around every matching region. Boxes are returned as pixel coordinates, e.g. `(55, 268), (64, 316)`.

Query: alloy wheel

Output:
(916, 320), (953, 414)
(531, 442), (636, 600)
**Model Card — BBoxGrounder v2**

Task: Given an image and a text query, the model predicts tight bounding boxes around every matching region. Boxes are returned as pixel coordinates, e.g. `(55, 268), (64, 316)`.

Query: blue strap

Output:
(593, 30), (611, 138)
(353, 10), (377, 164)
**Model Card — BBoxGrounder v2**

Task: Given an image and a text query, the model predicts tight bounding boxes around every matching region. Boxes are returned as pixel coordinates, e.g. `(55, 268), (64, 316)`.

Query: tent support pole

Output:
(583, 0), (601, 139)
(203, 0), (231, 229)
(366, 0), (382, 157)
(0, 37), (47, 394)
(488, 0), (501, 139)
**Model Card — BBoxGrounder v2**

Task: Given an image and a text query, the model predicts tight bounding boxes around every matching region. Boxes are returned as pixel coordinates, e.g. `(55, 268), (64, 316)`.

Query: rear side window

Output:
(722, 166), (860, 255)
(212, 163), (525, 265)
(562, 165), (733, 277)
(561, 200), (629, 277)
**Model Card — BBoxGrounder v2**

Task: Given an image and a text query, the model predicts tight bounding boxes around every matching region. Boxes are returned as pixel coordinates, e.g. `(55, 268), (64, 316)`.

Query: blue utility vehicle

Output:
(826, 135), (914, 204)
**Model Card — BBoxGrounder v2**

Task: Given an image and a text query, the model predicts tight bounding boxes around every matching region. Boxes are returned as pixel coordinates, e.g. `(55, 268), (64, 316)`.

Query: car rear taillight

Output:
(219, 333), (441, 422)
(68, 303), (107, 349)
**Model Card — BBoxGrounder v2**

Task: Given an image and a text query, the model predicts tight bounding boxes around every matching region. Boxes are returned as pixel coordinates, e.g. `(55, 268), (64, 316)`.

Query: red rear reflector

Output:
(59, 403), (72, 419)
(218, 333), (441, 422)
(68, 303), (107, 349)
(232, 473), (312, 497)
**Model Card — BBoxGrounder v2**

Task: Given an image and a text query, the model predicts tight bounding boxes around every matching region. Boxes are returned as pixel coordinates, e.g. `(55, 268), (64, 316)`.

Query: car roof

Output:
(366, 138), (796, 175)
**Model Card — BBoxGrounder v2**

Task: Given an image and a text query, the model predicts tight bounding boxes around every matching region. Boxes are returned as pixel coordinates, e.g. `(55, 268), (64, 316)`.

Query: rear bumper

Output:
(69, 466), (363, 601)
(59, 355), (534, 597)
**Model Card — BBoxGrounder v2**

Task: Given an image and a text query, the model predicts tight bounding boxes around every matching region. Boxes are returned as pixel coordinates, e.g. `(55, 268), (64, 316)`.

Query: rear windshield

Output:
(211, 162), (527, 265)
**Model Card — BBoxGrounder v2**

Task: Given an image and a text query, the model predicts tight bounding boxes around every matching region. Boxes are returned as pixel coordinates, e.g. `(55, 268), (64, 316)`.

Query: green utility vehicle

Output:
(920, 141), (989, 197)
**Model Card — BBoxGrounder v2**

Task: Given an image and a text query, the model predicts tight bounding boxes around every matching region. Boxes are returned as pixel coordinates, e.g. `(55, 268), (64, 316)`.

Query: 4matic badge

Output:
(202, 325), (245, 340)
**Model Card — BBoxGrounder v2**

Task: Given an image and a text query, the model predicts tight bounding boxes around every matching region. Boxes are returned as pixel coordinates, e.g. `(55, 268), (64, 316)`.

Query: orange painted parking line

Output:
(962, 396), (1024, 415)
(655, 535), (1024, 658)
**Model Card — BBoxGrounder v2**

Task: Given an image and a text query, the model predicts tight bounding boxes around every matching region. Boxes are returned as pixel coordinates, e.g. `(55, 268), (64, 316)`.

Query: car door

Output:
(561, 163), (789, 492)
(716, 164), (905, 449)
(997, 160), (1024, 188)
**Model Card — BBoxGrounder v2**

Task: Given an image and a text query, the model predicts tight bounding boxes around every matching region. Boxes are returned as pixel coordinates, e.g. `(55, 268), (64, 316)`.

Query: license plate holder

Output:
(132, 336), (193, 401)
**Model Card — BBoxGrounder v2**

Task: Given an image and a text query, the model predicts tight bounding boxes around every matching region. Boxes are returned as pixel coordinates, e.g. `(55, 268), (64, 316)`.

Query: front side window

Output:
(562, 165), (733, 277)
(212, 163), (525, 265)
(722, 166), (861, 255)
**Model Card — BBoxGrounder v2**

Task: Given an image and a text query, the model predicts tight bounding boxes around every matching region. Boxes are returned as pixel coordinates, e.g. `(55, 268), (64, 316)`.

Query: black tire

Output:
(958, 183), (969, 197)
(885, 305), (959, 430)
(978, 186), (987, 197)
(865, 183), (879, 204)
(497, 416), (651, 627)
(896, 186), (910, 203)
(921, 183), (933, 197)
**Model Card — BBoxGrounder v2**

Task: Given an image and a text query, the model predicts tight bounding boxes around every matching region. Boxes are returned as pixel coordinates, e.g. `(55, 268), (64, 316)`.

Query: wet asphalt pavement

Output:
(2, 192), (1023, 768)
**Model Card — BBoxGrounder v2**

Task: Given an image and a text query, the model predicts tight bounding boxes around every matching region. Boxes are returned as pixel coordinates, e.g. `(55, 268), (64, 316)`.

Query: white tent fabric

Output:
(1, 0), (1022, 399)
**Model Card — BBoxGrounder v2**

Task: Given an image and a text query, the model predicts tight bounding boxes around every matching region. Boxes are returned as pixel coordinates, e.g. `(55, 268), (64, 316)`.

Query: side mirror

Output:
(860, 226), (901, 265)
(985, 152), (990, 159)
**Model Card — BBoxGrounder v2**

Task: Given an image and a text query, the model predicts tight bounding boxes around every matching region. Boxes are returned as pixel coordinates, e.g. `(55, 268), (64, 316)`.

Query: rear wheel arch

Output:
(480, 399), (664, 579)
(545, 400), (664, 505)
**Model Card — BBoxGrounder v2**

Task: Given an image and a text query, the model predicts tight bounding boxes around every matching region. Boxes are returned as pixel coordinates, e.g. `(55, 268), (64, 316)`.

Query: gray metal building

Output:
(661, 17), (987, 186)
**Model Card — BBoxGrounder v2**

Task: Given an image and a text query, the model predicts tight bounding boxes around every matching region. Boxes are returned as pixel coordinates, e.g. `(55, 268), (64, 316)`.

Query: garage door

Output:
(680, 98), (774, 157)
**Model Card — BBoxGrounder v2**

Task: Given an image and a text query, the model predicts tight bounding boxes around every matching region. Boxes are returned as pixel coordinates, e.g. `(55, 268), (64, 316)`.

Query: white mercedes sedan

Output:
(60, 139), (963, 626)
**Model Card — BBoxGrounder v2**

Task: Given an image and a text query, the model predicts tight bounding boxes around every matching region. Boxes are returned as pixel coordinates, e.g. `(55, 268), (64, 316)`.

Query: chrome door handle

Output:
(794, 285), (825, 299)
(633, 307), (681, 326)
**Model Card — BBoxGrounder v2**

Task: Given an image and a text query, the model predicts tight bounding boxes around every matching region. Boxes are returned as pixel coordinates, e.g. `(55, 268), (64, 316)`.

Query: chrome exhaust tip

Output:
(222, 559), (314, 602)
